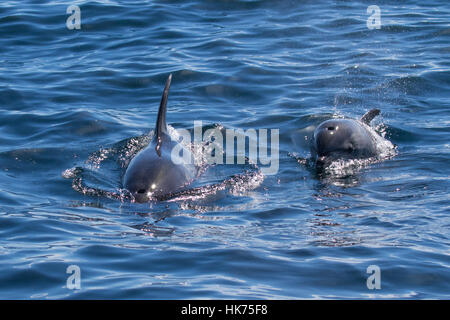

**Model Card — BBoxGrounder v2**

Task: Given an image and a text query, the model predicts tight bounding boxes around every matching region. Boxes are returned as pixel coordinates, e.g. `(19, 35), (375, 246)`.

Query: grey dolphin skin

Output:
(123, 74), (196, 202)
(311, 109), (381, 166)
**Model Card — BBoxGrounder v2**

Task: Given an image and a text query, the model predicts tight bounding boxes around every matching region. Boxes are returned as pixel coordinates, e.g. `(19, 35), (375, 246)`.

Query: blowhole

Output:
(137, 189), (146, 194)
(327, 126), (335, 131)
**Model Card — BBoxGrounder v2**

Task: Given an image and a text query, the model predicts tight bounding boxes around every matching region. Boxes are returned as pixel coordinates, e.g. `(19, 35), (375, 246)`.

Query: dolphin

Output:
(311, 108), (381, 166)
(123, 74), (196, 202)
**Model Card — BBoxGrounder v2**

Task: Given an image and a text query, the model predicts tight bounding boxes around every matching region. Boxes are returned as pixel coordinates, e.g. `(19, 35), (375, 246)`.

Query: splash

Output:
(62, 124), (265, 204)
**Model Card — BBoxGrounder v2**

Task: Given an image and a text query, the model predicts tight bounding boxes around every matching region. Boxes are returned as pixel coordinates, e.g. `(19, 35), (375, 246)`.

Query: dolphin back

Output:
(122, 74), (197, 202)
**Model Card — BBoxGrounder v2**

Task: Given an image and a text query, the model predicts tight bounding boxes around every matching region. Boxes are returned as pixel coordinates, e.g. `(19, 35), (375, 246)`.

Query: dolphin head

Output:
(312, 119), (372, 165)
(123, 146), (193, 202)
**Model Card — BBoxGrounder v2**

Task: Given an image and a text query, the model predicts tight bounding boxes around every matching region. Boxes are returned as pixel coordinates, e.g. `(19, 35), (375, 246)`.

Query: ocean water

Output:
(0, 0), (449, 299)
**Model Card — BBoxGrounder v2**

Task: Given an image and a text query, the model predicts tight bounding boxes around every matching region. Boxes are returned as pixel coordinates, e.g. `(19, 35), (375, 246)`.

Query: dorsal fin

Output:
(360, 108), (380, 125)
(154, 74), (172, 157)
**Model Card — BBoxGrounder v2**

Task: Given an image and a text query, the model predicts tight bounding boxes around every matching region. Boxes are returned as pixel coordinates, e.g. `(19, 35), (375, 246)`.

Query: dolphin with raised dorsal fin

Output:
(123, 74), (196, 202)
(311, 109), (381, 166)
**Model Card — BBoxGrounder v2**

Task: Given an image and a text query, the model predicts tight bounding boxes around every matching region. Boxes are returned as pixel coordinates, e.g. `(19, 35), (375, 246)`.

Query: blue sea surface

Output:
(0, 0), (449, 299)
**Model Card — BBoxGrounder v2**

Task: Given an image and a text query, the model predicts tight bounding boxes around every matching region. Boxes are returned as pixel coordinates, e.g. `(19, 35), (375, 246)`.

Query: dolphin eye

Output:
(327, 126), (335, 131)
(137, 189), (146, 194)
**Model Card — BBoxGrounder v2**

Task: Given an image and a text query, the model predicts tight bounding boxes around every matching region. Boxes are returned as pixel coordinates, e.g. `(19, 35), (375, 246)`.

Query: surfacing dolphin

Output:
(123, 74), (196, 203)
(311, 108), (381, 166)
